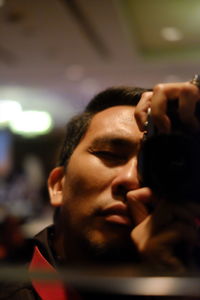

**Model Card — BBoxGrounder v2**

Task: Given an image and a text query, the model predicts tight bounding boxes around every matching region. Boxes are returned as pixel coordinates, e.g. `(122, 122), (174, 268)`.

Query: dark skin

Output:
(48, 82), (200, 271)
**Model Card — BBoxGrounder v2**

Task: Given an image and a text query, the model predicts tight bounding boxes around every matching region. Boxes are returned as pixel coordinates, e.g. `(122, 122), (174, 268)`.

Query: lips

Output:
(100, 203), (132, 226)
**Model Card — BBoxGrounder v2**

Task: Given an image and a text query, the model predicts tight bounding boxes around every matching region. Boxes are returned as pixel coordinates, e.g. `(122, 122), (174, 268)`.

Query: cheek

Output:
(61, 156), (116, 226)
(64, 154), (116, 200)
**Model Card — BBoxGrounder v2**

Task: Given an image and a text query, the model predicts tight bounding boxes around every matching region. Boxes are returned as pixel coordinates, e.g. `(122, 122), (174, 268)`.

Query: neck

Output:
(53, 225), (93, 266)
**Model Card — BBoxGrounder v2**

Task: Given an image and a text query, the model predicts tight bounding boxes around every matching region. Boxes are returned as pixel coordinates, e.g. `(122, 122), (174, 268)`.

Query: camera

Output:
(138, 101), (200, 203)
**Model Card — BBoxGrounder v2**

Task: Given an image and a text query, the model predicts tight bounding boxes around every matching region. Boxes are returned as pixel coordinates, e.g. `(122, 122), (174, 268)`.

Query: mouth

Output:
(100, 203), (132, 226)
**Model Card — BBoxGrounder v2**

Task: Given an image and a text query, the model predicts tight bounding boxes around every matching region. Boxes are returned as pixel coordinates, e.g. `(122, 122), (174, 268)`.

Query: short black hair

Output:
(57, 86), (148, 167)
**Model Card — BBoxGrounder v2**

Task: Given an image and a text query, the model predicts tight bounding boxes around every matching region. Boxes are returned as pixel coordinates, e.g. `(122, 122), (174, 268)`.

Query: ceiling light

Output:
(9, 111), (53, 137)
(0, 100), (22, 124)
(160, 27), (183, 42)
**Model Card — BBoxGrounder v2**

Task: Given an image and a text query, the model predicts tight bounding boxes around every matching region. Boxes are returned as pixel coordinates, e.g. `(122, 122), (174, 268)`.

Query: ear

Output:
(48, 167), (65, 207)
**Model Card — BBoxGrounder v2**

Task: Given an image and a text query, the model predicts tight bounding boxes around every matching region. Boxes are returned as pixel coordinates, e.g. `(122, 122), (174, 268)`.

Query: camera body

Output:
(138, 101), (200, 203)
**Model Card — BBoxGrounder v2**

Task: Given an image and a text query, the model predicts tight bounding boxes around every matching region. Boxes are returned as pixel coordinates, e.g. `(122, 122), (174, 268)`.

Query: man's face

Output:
(49, 105), (144, 260)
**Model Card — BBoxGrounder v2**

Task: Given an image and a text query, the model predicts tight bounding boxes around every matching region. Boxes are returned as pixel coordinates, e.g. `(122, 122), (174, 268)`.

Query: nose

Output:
(111, 157), (140, 199)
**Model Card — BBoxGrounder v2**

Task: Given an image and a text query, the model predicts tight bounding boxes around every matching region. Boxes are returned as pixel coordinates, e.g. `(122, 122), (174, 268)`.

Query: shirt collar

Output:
(29, 245), (67, 300)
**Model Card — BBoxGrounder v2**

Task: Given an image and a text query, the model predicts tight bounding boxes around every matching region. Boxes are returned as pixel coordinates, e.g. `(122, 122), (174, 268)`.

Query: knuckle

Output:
(181, 82), (199, 96)
(134, 105), (139, 114)
(134, 108), (140, 120)
(181, 82), (192, 91)
(153, 83), (165, 93)
(151, 110), (160, 120)
(142, 91), (152, 98)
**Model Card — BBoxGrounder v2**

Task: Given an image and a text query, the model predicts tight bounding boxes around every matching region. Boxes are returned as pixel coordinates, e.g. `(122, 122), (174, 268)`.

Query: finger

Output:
(131, 215), (152, 250)
(151, 82), (200, 133)
(146, 225), (198, 250)
(151, 83), (182, 133)
(134, 91), (153, 131)
(179, 84), (200, 131)
(131, 214), (198, 253)
(126, 187), (154, 204)
(127, 198), (149, 225)
(126, 187), (155, 225)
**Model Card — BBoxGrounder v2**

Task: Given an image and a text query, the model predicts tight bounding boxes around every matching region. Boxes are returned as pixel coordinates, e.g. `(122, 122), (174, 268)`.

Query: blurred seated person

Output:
(0, 207), (33, 264)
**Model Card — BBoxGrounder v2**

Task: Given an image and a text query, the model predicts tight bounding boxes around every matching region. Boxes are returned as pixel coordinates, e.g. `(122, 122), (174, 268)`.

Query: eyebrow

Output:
(90, 135), (137, 149)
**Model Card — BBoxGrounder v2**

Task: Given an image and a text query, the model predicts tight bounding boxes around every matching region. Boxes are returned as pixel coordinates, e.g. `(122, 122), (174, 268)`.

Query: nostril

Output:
(112, 184), (128, 202)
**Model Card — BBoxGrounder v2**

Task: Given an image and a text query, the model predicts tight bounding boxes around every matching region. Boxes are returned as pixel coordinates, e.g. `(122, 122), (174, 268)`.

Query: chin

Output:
(88, 228), (129, 246)
(84, 228), (137, 264)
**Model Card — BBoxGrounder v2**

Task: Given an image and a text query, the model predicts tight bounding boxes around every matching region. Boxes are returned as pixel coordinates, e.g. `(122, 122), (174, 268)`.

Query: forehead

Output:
(83, 105), (142, 142)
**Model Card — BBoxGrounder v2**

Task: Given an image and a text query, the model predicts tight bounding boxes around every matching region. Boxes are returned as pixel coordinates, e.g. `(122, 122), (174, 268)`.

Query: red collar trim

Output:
(29, 246), (67, 300)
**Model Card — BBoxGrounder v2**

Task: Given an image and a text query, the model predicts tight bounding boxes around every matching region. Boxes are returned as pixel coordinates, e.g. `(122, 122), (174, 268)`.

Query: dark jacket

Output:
(0, 226), (158, 300)
(0, 226), (72, 300)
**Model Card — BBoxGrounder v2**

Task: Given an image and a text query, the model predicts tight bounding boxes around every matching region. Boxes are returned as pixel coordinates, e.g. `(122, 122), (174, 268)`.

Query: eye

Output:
(94, 151), (127, 164)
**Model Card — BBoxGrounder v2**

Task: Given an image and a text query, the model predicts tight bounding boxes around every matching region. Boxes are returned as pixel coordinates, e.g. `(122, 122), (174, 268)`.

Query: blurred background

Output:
(0, 0), (200, 252)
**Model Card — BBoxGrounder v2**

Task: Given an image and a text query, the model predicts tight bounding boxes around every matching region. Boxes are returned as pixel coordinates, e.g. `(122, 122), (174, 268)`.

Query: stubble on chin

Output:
(67, 226), (138, 265)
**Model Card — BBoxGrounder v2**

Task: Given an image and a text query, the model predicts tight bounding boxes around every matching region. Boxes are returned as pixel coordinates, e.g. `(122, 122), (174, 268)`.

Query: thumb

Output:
(126, 187), (154, 225)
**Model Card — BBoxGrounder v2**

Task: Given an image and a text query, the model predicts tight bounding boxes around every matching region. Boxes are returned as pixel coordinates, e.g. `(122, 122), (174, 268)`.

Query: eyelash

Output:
(93, 151), (126, 162)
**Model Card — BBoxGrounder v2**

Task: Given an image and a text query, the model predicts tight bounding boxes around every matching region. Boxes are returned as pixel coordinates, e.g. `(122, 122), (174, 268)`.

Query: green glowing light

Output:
(9, 110), (53, 136)
(0, 100), (22, 124)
